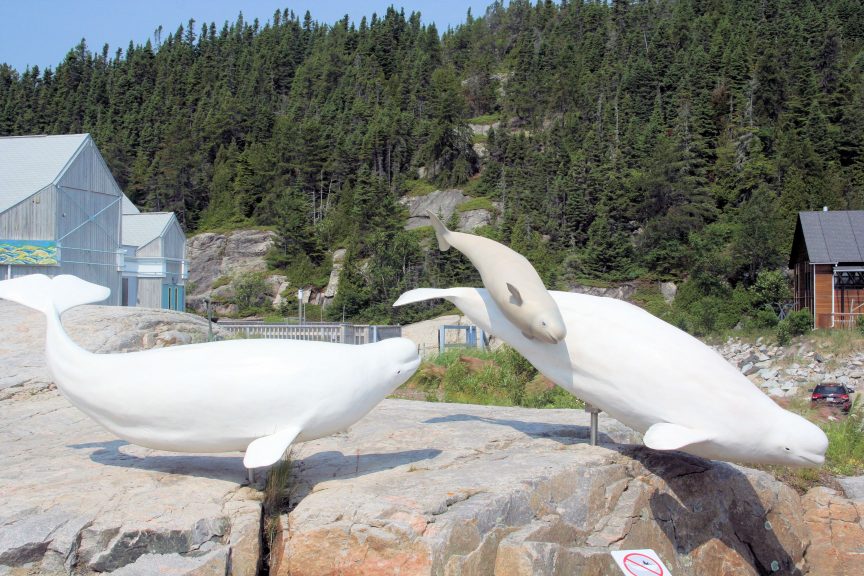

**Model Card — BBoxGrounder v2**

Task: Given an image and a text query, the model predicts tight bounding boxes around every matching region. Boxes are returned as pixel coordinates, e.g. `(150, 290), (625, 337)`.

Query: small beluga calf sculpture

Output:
(426, 210), (566, 343)
(395, 287), (828, 467)
(0, 274), (420, 470)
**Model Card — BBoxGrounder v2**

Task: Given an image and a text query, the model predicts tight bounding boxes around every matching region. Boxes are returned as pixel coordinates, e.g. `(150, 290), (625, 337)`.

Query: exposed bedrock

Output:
(271, 400), (864, 576)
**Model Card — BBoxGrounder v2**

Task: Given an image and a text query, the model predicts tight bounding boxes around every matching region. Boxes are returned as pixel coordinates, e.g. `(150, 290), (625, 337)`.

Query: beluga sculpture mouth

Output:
(395, 287), (828, 468)
(1, 274), (420, 471)
(426, 210), (566, 344)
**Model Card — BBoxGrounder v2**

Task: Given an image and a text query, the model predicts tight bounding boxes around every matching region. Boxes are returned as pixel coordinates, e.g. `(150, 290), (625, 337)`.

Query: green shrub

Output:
(751, 307), (779, 328)
(787, 308), (812, 336)
(400, 346), (584, 409)
(232, 272), (269, 315)
(776, 320), (791, 345)
(857, 314), (864, 335)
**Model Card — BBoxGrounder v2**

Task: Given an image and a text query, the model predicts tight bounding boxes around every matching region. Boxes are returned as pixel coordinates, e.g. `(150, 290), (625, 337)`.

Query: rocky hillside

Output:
(186, 186), (498, 318)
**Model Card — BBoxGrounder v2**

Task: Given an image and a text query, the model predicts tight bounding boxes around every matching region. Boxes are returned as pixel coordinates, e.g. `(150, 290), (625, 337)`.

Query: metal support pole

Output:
(585, 403), (600, 446)
(206, 298), (213, 342)
(247, 468), (255, 485)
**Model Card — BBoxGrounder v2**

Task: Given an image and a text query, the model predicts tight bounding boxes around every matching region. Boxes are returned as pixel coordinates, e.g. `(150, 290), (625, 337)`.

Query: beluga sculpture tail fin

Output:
(426, 210), (452, 251)
(0, 274), (109, 316)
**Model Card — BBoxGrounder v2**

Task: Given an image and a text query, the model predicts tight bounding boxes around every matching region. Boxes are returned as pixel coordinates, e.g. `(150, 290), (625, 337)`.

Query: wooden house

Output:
(790, 210), (864, 328)
(0, 134), (123, 304)
(121, 198), (188, 310)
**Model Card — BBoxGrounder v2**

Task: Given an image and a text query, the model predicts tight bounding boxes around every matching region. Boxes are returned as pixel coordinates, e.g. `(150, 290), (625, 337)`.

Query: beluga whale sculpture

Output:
(395, 287), (828, 467)
(0, 274), (420, 470)
(426, 210), (566, 343)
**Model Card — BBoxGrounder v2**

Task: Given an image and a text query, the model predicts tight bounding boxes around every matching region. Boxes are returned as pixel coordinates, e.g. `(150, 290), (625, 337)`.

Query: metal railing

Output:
(215, 321), (401, 344)
(816, 312), (864, 329)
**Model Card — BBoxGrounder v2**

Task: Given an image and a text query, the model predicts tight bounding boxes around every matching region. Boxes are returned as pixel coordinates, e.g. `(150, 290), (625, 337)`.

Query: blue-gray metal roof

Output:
(798, 211), (864, 264)
(0, 134), (90, 213)
(122, 213), (174, 248)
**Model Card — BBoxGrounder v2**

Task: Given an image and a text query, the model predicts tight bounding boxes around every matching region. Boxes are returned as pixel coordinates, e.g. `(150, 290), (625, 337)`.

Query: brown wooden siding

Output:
(814, 265), (834, 328)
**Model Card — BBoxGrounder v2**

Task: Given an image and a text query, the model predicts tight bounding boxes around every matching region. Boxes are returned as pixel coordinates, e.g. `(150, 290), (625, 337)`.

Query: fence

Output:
(816, 313), (864, 330)
(215, 321), (401, 344)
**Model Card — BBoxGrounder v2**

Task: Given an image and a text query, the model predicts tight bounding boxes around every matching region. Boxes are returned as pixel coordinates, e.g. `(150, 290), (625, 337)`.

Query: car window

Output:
(815, 385), (845, 394)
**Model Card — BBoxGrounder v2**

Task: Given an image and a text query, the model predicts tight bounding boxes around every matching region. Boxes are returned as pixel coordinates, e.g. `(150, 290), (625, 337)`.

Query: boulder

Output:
(0, 301), (229, 397)
(659, 281), (677, 304)
(0, 301), (260, 575)
(269, 399), (849, 576)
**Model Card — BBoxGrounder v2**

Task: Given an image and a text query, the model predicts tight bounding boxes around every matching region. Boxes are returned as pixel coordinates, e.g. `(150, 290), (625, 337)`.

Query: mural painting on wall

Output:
(0, 240), (59, 266)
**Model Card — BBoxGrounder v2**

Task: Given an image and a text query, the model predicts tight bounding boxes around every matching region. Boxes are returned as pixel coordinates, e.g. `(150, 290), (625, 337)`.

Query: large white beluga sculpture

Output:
(0, 274), (420, 470)
(427, 210), (566, 343)
(395, 287), (828, 467)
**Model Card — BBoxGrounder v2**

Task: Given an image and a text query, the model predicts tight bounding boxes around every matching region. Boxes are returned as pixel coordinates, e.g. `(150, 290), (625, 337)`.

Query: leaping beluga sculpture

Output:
(427, 210), (566, 343)
(0, 274), (420, 470)
(396, 223), (828, 467)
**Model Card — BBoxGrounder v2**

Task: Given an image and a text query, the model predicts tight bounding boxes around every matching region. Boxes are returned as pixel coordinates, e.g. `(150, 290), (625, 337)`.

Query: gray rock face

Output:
(269, 399), (854, 576)
(458, 208), (494, 232)
(568, 282), (637, 301)
(186, 230), (277, 313)
(401, 189), (468, 230)
(0, 301), (260, 575)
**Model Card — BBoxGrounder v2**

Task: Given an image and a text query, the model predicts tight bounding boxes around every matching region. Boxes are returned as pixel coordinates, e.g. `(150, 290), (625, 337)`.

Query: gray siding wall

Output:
(55, 140), (122, 305)
(3, 138), (122, 305)
(137, 238), (162, 258)
(0, 187), (56, 239)
(138, 277), (163, 309)
(163, 220), (186, 283)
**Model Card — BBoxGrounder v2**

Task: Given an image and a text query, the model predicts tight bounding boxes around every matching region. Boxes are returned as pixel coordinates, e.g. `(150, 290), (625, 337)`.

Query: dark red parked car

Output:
(811, 384), (852, 413)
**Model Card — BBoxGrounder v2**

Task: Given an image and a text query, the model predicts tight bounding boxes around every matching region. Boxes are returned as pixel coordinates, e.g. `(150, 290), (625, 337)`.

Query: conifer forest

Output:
(2, 0), (863, 329)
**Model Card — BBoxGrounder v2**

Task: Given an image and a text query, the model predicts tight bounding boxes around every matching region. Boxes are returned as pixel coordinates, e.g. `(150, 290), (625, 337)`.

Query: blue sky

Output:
(0, 0), (495, 72)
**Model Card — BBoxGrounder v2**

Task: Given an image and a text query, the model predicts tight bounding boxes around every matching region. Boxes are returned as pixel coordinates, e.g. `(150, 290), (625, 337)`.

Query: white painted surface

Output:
(395, 287), (828, 467)
(0, 274), (420, 469)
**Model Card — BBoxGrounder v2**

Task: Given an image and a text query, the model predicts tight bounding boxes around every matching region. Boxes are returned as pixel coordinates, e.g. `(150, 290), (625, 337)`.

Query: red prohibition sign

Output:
(622, 552), (664, 576)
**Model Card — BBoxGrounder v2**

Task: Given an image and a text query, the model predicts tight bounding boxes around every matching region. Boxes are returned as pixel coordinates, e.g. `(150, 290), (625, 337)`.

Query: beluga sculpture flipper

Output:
(426, 210), (566, 343)
(1, 274), (420, 471)
(395, 287), (828, 467)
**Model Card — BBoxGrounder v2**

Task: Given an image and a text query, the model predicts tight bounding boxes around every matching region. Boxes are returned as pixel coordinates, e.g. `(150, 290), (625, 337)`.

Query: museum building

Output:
(0, 133), (187, 310)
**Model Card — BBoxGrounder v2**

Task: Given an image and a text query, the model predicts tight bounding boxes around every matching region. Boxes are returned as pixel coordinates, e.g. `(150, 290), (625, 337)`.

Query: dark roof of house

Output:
(793, 211), (864, 265)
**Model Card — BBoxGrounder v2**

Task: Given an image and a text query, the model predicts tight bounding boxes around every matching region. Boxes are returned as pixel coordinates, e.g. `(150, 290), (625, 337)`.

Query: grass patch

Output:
(457, 197), (495, 213)
(211, 275), (232, 290)
(263, 457), (294, 565)
(404, 179), (438, 197)
(472, 133), (488, 144)
(467, 113), (500, 125)
(397, 346), (584, 409)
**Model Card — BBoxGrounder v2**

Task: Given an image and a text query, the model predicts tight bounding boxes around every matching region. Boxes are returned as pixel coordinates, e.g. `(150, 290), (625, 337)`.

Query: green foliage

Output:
(776, 320), (792, 345)
(3, 1), (864, 325)
(467, 114), (500, 125)
(856, 314), (864, 335)
(787, 308), (813, 336)
(402, 346), (583, 409)
(456, 197), (495, 212)
(403, 179), (438, 197)
(232, 272), (269, 316)
(823, 399), (864, 476)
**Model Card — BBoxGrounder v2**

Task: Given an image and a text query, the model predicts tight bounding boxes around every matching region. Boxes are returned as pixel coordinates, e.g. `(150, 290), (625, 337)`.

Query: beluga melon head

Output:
(426, 210), (566, 344)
